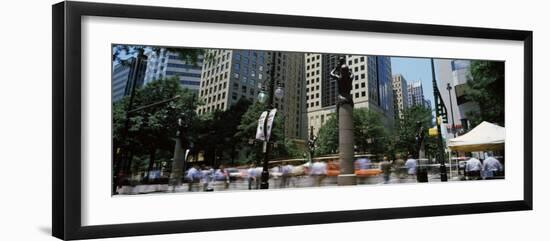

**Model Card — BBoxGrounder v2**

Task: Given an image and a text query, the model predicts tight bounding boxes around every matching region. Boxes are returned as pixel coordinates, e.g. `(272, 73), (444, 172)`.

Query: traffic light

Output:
(429, 127), (439, 136)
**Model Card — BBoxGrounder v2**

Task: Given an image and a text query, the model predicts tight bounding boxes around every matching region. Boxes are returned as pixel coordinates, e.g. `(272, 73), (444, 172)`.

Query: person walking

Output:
(185, 165), (201, 192)
(393, 154), (406, 182)
(482, 155), (503, 179)
(404, 155), (417, 182)
(380, 156), (392, 184)
(465, 154), (482, 180)
(213, 165), (229, 190)
(309, 160), (327, 187)
(201, 165), (214, 191)
(247, 163), (258, 190)
(280, 162), (293, 188)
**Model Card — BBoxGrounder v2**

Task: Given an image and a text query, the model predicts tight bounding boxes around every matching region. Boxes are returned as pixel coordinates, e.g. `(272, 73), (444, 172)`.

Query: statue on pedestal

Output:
(330, 57), (354, 106)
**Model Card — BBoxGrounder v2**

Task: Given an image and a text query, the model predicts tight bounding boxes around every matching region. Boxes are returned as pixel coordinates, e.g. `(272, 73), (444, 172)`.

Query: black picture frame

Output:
(52, 1), (533, 240)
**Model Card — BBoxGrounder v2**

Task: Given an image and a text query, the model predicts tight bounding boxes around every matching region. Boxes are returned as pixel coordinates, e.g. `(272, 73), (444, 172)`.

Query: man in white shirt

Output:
(482, 156), (503, 179)
(465, 156), (482, 180)
(404, 155), (417, 176)
(309, 161), (327, 186)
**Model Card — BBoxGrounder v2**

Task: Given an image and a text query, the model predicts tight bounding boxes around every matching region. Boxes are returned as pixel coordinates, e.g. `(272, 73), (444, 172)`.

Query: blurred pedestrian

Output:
(380, 156), (392, 184)
(465, 154), (482, 180)
(393, 154), (406, 181)
(185, 165), (201, 191)
(201, 165), (214, 191)
(281, 162), (294, 188)
(355, 157), (371, 170)
(214, 165), (229, 190)
(405, 154), (417, 177)
(309, 160), (327, 186)
(247, 163), (258, 190)
(482, 155), (503, 179)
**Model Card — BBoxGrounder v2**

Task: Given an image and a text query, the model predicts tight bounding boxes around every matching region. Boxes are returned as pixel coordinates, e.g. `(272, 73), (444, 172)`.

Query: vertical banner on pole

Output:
(265, 108), (277, 141)
(256, 111), (269, 141)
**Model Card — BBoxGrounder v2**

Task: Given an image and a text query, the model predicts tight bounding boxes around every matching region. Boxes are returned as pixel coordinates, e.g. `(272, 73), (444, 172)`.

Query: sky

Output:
(390, 57), (435, 110)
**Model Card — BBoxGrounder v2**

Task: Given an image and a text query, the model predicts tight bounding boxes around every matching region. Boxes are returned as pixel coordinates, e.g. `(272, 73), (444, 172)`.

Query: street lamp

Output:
(257, 88), (268, 104)
(257, 52), (284, 189)
(446, 83), (456, 138)
(274, 86), (284, 101)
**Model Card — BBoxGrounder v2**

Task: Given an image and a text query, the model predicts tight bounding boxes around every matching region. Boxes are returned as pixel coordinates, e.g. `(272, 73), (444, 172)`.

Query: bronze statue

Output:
(330, 57), (354, 105)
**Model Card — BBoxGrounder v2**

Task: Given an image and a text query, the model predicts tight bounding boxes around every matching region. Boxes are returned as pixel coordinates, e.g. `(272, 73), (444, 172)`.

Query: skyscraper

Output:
(197, 49), (305, 139)
(407, 81), (425, 107)
(144, 48), (204, 93)
(304, 54), (395, 136)
(112, 63), (131, 102)
(273, 52), (306, 139)
(111, 55), (148, 102)
(392, 74), (410, 119)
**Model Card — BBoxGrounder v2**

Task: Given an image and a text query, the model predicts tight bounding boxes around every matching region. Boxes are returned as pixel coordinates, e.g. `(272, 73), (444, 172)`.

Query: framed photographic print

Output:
(52, 1), (533, 240)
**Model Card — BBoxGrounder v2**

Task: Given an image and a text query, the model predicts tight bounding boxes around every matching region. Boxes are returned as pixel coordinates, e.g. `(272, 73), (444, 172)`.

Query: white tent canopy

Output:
(448, 121), (505, 152)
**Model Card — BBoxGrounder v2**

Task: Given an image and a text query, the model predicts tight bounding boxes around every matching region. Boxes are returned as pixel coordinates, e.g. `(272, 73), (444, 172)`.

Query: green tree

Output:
(315, 108), (389, 157)
(316, 114), (338, 156)
(463, 60), (505, 127)
(234, 101), (288, 164)
(194, 98), (253, 166)
(112, 77), (199, 181)
(354, 108), (388, 157)
(394, 105), (433, 157)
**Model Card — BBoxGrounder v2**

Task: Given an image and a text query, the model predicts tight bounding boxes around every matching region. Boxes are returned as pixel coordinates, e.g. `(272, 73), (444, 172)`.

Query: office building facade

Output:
(197, 49), (305, 139)
(111, 55), (148, 102)
(392, 74), (410, 120)
(407, 81), (425, 107)
(304, 54), (395, 136)
(144, 48), (204, 93)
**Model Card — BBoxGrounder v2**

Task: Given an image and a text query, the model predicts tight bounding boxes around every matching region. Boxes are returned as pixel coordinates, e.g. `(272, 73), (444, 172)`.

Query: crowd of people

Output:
(181, 153), (504, 192)
(462, 153), (504, 180)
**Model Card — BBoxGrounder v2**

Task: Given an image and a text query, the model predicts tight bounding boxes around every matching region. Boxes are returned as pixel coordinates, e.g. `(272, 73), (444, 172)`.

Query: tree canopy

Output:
(463, 60), (505, 127)
(113, 77), (199, 177)
(316, 108), (390, 158)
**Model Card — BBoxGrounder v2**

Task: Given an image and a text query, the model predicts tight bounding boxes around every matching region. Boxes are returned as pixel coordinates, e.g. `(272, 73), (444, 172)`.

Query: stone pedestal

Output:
(169, 138), (185, 190)
(337, 103), (357, 186)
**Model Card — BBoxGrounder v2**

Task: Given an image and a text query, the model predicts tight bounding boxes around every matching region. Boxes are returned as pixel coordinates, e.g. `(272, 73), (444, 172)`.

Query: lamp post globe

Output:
(257, 90), (268, 104)
(274, 86), (284, 100)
